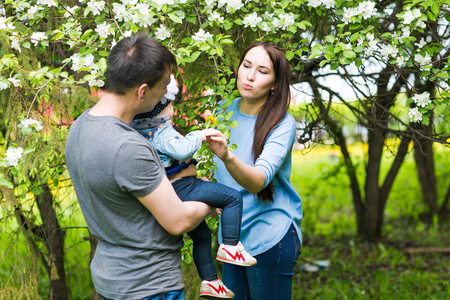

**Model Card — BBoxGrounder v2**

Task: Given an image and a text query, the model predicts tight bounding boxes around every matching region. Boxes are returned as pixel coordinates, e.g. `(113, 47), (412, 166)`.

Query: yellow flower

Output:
(205, 115), (217, 127)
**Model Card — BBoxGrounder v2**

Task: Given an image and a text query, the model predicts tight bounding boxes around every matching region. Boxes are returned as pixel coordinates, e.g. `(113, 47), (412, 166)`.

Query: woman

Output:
(207, 41), (303, 299)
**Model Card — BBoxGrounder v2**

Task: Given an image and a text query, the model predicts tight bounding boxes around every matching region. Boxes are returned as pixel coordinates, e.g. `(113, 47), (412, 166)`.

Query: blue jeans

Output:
(102, 288), (184, 300)
(172, 176), (243, 281)
(222, 223), (301, 300)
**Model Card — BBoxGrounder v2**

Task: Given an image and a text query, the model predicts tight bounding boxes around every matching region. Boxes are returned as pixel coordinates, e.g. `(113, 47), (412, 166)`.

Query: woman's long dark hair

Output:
(237, 41), (291, 202)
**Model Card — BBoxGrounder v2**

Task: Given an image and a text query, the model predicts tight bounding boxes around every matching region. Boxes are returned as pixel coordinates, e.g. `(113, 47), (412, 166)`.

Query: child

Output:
(132, 75), (256, 299)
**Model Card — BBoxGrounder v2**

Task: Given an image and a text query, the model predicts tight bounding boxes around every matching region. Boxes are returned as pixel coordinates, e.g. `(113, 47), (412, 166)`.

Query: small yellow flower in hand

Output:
(205, 115), (217, 127)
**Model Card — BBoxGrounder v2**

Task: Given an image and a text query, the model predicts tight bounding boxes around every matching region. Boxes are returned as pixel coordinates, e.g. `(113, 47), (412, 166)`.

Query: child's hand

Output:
(200, 128), (221, 142)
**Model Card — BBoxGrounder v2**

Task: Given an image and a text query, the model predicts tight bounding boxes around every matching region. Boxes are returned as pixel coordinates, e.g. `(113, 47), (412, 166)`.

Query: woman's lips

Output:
(242, 83), (253, 90)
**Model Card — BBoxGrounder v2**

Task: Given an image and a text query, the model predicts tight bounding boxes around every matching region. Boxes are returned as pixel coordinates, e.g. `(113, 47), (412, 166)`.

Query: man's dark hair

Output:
(105, 34), (177, 95)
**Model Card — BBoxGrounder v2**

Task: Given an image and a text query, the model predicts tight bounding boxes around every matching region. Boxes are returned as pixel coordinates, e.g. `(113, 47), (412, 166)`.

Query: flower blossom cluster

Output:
(21, 118), (43, 131)
(414, 53), (432, 68)
(30, 32), (47, 46)
(192, 29), (213, 44)
(70, 53), (96, 72)
(408, 107), (422, 123)
(412, 92), (431, 108)
(95, 22), (112, 39)
(37, 0), (57, 7)
(243, 12), (262, 28)
(0, 17), (15, 31)
(8, 77), (20, 87)
(155, 25), (171, 40)
(5, 147), (23, 167)
(218, 0), (244, 13)
(342, 1), (377, 24)
(308, 0), (336, 9)
(87, 0), (106, 16)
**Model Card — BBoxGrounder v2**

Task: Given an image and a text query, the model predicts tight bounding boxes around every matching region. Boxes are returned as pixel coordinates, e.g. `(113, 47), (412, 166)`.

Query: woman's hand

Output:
(204, 130), (230, 161)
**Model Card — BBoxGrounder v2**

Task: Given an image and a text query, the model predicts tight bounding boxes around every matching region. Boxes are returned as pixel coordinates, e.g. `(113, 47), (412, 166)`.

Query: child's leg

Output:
(187, 220), (218, 281)
(172, 177), (242, 245)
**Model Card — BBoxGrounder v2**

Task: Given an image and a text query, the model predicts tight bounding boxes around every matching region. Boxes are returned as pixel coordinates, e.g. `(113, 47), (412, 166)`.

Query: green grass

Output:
(1, 144), (450, 299)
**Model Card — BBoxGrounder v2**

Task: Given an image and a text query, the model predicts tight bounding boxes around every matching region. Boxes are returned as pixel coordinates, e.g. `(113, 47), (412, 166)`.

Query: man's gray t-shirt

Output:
(65, 111), (184, 299)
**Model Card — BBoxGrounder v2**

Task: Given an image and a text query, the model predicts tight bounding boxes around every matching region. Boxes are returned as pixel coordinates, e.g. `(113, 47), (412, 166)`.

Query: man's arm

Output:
(138, 176), (214, 235)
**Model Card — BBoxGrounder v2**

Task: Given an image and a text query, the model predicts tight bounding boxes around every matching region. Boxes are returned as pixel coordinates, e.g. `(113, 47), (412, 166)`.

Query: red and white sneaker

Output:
(200, 278), (235, 299)
(216, 242), (257, 267)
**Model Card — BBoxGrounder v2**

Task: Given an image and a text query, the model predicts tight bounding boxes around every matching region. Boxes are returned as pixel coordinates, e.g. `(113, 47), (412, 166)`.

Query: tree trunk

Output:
(36, 183), (68, 300)
(414, 120), (438, 215)
(363, 129), (384, 241)
(413, 132), (438, 215)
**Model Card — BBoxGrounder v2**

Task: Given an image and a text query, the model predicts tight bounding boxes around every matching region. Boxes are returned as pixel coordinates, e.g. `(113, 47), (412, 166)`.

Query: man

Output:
(65, 34), (213, 300)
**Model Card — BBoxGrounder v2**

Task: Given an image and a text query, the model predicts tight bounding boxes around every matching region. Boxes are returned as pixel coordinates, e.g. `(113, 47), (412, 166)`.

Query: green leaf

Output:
(190, 51), (201, 62)
(325, 35), (335, 43)
(343, 50), (356, 59)
(436, 104), (447, 114)
(168, 13), (183, 24)
(286, 51), (295, 60)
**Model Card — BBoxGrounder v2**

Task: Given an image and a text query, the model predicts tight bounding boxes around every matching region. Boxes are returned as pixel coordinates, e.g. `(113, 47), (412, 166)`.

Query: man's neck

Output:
(89, 92), (136, 124)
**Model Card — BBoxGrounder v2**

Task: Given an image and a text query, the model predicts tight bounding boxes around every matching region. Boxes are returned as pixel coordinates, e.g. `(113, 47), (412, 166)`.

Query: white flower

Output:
(8, 77), (20, 87)
(10, 36), (21, 53)
(64, 5), (79, 18)
(322, 0), (335, 9)
(204, 89), (215, 96)
(192, 29), (213, 43)
(21, 118), (43, 131)
(124, 30), (132, 37)
(37, 0), (58, 7)
(153, 0), (174, 11)
(415, 20), (426, 29)
(5, 147), (24, 167)
(0, 17), (15, 31)
(243, 12), (262, 28)
(412, 8), (421, 18)
(412, 92), (431, 107)
(415, 38), (426, 49)
(219, 0), (243, 12)
(164, 74), (179, 100)
(89, 79), (105, 87)
(155, 25), (171, 40)
(408, 107), (422, 123)
(95, 22), (112, 38)
(402, 10), (415, 25)
(0, 81), (8, 90)
(122, 0), (138, 5)
(261, 22), (271, 32)
(272, 18), (283, 29)
(379, 44), (398, 58)
(209, 11), (224, 22)
(359, 1), (377, 19)
(414, 53), (431, 66)
(205, 0), (216, 5)
(112, 3), (130, 21)
(396, 56), (407, 67)
(279, 13), (295, 29)
(401, 26), (411, 38)
(30, 32), (47, 46)
(87, 0), (106, 16)
(71, 53), (95, 72)
(367, 33), (375, 41)
(28, 5), (42, 18)
(308, 0), (322, 8)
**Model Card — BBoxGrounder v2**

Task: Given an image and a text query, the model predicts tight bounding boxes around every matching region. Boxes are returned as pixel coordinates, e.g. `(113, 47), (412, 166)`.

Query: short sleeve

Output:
(113, 141), (164, 198)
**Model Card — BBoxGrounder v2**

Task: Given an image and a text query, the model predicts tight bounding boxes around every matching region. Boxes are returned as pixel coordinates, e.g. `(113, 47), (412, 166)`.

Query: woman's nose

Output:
(246, 69), (255, 81)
